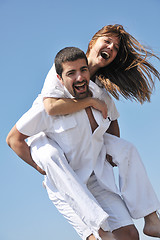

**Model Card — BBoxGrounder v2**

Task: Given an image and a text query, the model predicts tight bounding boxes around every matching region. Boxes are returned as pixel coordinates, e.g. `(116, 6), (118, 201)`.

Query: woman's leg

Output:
(45, 176), (117, 240)
(113, 225), (139, 240)
(104, 133), (160, 237)
(143, 212), (160, 237)
(29, 133), (110, 238)
(87, 174), (139, 240)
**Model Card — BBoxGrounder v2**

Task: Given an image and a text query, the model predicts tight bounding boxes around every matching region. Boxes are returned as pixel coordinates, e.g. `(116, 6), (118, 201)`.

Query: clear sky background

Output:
(1, 0), (160, 239)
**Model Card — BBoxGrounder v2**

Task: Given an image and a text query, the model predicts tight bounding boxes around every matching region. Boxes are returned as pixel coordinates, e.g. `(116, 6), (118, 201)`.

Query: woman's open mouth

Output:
(101, 51), (109, 60)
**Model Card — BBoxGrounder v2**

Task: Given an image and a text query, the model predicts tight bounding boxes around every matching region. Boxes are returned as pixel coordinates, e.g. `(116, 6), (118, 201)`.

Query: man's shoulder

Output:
(89, 80), (110, 99)
(41, 63), (65, 98)
(89, 80), (102, 94)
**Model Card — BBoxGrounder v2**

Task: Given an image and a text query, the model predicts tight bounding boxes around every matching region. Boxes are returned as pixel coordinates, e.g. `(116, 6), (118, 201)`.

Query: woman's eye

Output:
(114, 46), (119, 52)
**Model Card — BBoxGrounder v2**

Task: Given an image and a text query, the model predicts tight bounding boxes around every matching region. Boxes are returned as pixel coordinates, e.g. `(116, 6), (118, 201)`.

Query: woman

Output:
(14, 25), (160, 240)
(43, 24), (160, 113)
(86, 24), (160, 103)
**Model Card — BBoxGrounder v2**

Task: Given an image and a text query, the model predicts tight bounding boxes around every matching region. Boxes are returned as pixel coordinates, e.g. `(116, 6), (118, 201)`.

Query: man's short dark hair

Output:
(55, 47), (88, 77)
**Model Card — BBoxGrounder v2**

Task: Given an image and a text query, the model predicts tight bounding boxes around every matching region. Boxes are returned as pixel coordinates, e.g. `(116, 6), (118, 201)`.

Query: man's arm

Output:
(43, 97), (108, 119)
(6, 125), (46, 175)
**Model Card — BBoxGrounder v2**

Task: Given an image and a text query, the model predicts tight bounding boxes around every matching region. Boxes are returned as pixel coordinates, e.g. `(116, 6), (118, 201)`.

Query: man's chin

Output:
(75, 91), (89, 99)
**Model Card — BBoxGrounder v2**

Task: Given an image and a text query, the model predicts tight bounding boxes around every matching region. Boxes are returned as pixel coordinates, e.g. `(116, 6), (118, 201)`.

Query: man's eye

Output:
(67, 72), (74, 76)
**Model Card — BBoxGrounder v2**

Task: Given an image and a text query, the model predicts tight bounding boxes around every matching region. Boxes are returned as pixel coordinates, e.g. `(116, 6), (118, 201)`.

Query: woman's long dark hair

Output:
(86, 24), (160, 103)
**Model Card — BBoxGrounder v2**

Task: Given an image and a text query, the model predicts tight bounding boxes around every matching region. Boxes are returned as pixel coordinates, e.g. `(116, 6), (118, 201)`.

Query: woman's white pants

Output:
(29, 133), (160, 240)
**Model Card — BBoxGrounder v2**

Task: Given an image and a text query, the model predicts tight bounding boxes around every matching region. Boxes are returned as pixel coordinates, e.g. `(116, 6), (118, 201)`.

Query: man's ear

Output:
(57, 74), (64, 85)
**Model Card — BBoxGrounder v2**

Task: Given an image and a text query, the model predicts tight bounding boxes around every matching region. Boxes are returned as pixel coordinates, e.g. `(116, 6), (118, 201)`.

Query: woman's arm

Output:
(43, 97), (108, 119)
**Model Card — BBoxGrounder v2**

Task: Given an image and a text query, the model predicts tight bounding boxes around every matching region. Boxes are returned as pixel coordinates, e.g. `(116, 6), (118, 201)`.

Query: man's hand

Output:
(91, 98), (108, 119)
(36, 165), (46, 175)
(106, 154), (117, 167)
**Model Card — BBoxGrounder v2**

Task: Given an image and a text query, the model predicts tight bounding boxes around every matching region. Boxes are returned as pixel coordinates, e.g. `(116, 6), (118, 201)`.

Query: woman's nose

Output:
(108, 42), (114, 51)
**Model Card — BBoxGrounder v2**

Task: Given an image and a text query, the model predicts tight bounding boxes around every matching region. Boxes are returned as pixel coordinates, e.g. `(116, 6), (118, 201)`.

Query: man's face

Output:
(58, 58), (90, 99)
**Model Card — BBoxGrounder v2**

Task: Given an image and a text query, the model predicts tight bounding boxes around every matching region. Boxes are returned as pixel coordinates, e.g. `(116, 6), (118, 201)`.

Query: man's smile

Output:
(73, 81), (88, 93)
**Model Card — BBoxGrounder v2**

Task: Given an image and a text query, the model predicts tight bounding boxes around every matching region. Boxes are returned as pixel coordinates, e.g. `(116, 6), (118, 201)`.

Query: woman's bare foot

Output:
(99, 228), (117, 240)
(87, 234), (96, 240)
(143, 211), (160, 237)
(87, 228), (117, 240)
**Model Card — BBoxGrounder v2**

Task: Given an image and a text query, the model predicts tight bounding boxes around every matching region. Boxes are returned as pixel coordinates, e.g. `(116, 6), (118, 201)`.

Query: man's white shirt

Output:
(16, 79), (119, 183)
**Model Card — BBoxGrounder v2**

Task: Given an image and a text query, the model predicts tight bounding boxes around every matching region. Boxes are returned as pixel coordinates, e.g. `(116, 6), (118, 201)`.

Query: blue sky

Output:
(1, 0), (160, 239)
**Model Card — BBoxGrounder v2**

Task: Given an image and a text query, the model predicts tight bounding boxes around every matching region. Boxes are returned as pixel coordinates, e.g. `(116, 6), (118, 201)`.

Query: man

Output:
(6, 47), (120, 240)
(6, 47), (160, 240)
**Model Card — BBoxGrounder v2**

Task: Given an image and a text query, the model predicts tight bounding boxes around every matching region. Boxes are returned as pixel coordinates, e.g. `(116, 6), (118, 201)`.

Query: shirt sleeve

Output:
(41, 64), (65, 98)
(16, 104), (48, 136)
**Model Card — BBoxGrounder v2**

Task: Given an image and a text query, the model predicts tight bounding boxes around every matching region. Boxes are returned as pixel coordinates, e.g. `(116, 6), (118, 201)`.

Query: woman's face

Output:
(88, 35), (120, 68)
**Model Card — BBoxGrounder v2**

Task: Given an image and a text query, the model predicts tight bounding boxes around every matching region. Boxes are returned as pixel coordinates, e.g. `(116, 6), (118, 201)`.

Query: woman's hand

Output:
(91, 98), (108, 119)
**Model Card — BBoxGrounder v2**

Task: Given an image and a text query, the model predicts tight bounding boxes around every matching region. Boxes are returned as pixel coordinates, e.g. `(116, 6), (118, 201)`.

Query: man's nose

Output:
(76, 72), (83, 81)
